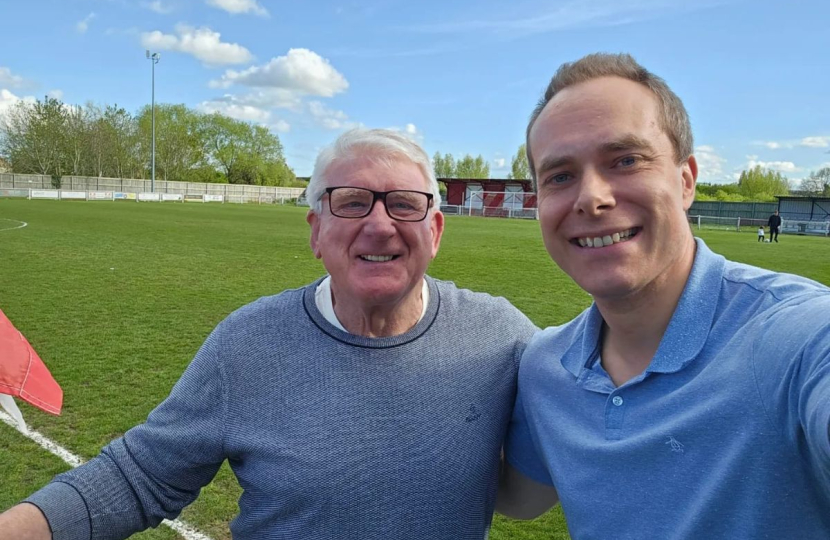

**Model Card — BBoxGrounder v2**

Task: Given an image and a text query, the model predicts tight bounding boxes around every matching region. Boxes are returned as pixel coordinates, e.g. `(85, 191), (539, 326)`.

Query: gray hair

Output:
(526, 52), (694, 189)
(307, 128), (441, 213)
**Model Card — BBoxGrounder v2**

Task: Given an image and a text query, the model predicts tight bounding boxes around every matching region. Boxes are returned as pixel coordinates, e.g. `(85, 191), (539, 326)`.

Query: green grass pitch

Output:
(1, 199), (828, 539)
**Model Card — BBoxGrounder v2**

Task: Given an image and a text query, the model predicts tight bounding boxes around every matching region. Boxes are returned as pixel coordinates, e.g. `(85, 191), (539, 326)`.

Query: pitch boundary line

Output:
(0, 410), (214, 540)
(0, 219), (28, 231)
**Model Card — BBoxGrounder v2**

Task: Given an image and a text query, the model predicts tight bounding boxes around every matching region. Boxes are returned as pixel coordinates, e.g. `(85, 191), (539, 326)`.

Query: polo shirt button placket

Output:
(606, 393), (626, 440)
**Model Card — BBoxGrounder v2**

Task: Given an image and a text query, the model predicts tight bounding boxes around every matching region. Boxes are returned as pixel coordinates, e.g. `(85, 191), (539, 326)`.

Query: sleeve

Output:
(798, 326), (830, 490)
(24, 326), (229, 540)
(504, 387), (555, 487)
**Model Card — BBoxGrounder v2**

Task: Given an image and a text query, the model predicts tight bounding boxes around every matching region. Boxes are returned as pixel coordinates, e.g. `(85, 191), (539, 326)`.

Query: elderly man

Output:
(498, 53), (830, 538)
(1, 128), (536, 539)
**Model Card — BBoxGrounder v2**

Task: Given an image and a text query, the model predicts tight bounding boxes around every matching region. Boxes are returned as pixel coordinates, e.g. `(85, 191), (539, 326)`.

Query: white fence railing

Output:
(0, 188), (304, 205)
(0, 173), (305, 202)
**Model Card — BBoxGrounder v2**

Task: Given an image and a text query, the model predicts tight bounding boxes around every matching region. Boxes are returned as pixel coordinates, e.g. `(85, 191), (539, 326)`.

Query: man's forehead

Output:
(325, 155), (429, 189)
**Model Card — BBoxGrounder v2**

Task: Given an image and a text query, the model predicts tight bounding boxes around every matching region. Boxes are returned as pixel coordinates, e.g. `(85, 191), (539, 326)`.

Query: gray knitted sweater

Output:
(27, 276), (537, 539)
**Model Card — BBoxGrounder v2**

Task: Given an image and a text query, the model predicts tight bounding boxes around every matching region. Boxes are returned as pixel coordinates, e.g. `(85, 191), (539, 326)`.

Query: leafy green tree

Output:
(455, 153), (489, 179)
(432, 152), (455, 178)
(137, 104), (204, 182)
(1, 96), (69, 178)
(507, 144), (530, 180)
(737, 165), (790, 201)
(800, 167), (830, 195)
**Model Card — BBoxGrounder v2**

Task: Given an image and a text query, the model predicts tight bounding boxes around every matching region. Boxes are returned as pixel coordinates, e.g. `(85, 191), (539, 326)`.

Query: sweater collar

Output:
(303, 275), (440, 349)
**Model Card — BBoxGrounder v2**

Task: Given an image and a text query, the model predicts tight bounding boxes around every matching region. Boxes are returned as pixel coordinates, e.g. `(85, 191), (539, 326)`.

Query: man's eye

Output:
(618, 156), (638, 167)
(551, 173), (570, 184)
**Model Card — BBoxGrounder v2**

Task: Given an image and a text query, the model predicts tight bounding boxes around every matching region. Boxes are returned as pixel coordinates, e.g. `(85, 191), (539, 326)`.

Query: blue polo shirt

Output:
(506, 239), (830, 539)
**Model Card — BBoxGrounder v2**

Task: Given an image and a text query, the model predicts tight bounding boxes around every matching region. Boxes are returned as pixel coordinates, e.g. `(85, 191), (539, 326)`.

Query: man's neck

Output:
(332, 282), (424, 338)
(596, 239), (697, 387)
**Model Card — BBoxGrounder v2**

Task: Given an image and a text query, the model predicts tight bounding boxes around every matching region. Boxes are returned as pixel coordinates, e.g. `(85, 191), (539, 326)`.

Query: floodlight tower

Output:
(145, 50), (160, 193)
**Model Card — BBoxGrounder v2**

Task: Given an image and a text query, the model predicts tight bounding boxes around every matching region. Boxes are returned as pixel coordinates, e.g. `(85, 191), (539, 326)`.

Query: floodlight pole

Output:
(146, 50), (160, 193)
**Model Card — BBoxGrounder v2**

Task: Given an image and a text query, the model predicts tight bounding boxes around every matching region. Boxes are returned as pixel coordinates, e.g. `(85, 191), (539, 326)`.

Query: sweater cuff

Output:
(25, 481), (92, 540)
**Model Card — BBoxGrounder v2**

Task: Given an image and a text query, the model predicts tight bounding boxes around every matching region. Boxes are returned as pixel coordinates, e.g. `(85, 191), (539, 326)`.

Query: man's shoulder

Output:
(430, 277), (538, 336)
(217, 283), (310, 334)
(524, 307), (592, 362)
(721, 259), (829, 307)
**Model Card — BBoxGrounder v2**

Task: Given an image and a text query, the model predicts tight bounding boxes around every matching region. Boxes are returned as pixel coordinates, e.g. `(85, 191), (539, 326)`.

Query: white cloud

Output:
(206, 0), (269, 17)
(694, 145), (729, 183)
(204, 89), (303, 113)
(493, 158), (506, 169)
(308, 100), (354, 130)
(800, 136), (830, 148)
(141, 24), (253, 66)
(142, 1), (174, 14)
(0, 89), (35, 118)
(47, 89), (64, 100)
(747, 159), (801, 173)
(210, 49), (348, 97)
(763, 141), (781, 149)
(76, 12), (96, 34)
(0, 67), (28, 89)
(384, 123), (423, 143)
(405, 1), (726, 39)
(197, 99), (271, 123)
(272, 119), (290, 133)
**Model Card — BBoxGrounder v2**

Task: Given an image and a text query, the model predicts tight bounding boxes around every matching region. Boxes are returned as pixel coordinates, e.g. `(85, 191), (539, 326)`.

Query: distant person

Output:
(768, 209), (782, 242)
(497, 53), (830, 539)
(758, 225), (765, 242)
(0, 128), (537, 540)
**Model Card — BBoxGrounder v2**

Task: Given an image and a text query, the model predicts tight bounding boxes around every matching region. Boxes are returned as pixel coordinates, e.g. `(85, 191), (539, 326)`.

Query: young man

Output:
(0, 129), (537, 540)
(768, 209), (782, 242)
(498, 53), (830, 539)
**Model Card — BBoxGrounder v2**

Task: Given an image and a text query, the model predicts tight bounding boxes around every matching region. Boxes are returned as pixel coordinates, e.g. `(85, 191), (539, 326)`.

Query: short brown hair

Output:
(526, 53), (693, 188)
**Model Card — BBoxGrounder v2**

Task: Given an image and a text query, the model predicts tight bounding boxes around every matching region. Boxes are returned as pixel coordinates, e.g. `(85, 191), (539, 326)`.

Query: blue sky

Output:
(0, 0), (828, 182)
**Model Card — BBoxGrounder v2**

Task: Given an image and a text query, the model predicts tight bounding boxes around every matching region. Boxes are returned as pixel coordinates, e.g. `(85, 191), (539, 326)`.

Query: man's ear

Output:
(681, 155), (698, 211)
(429, 210), (445, 259)
(307, 210), (322, 259)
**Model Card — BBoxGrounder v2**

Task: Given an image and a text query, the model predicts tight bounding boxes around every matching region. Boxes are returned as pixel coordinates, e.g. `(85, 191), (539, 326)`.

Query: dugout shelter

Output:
(776, 196), (830, 236)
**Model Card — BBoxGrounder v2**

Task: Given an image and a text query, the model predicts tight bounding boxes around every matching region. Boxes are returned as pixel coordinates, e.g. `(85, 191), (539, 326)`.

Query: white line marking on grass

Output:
(0, 219), (28, 231)
(0, 409), (214, 540)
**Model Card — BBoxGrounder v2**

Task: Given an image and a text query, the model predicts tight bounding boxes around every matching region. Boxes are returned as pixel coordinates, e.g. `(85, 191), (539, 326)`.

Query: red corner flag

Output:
(0, 308), (63, 416)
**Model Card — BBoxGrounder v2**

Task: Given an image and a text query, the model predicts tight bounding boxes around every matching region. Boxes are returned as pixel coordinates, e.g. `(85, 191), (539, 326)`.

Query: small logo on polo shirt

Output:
(465, 404), (481, 422)
(665, 436), (684, 454)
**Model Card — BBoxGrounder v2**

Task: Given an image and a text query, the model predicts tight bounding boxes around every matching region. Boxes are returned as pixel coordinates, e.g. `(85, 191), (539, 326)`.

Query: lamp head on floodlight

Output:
(146, 49), (150, 59)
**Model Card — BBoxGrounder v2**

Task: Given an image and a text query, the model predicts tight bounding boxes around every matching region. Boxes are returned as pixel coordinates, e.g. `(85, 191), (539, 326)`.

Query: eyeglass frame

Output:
(322, 186), (435, 222)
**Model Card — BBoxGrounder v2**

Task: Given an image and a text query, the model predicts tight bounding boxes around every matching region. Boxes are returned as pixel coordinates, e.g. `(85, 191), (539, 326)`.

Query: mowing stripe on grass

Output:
(0, 410), (214, 540)
(0, 219), (28, 231)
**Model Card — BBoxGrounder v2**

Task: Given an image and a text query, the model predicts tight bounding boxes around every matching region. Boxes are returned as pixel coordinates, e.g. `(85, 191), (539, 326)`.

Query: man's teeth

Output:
(577, 229), (636, 248)
(361, 255), (395, 262)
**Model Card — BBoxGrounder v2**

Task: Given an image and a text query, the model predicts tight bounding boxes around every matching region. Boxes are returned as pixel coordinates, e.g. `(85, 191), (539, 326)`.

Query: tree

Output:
(737, 165), (790, 201)
(137, 104), (204, 182)
(1, 97), (296, 186)
(455, 153), (489, 179)
(432, 152), (455, 178)
(507, 144), (530, 180)
(800, 167), (830, 195)
(0, 96), (69, 179)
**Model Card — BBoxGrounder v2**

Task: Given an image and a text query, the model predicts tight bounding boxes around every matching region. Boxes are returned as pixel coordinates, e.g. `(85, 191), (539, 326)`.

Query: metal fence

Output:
(0, 173), (305, 202)
(687, 201), (778, 220)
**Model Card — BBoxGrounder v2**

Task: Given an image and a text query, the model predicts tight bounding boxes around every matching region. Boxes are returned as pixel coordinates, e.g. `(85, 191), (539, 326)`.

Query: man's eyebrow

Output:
(599, 134), (656, 154)
(535, 155), (574, 176)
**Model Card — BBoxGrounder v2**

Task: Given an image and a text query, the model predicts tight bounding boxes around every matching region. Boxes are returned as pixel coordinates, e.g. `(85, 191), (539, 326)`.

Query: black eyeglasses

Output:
(323, 187), (434, 222)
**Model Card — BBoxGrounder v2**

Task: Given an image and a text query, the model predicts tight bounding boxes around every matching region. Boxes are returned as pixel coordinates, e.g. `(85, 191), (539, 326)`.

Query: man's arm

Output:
(496, 462), (559, 519)
(0, 503), (51, 540)
(6, 326), (229, 539)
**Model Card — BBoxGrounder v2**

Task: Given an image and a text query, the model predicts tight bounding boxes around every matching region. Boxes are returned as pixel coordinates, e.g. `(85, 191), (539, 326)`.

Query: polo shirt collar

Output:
(560, 238), (726, 378)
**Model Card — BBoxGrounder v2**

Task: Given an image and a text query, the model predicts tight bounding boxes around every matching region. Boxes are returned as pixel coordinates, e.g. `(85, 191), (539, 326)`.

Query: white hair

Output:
(307, 128), (441, 213)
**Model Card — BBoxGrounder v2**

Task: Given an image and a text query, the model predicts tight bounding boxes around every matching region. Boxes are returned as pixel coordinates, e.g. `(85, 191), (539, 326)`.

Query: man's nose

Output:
(573, 168), (615, 216)
(362, 196), (397, 232)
